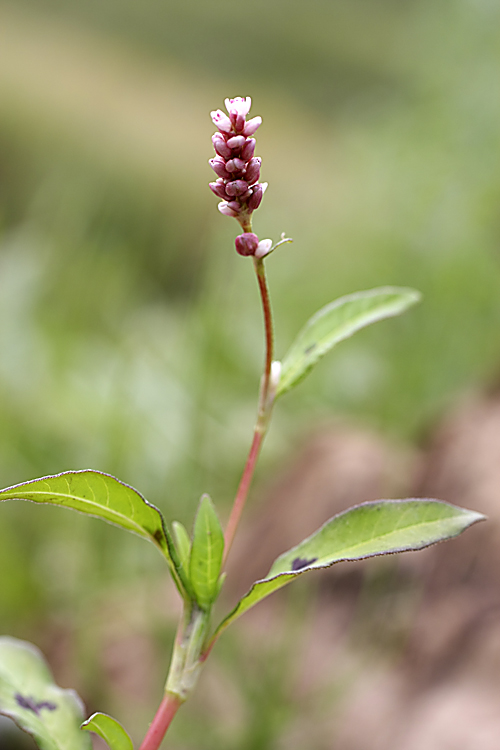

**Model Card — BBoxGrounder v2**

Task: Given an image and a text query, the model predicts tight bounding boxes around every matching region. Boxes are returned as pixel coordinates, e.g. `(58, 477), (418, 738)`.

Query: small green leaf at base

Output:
(190, 494), (224, 610)
(277, 286), (421, 396)
(0, 470), (189, 596)
(213, 499), (485, 639)
(81, 712), (134, 750)
(0, 636), (91, 750)
(173, 520), (192, 575)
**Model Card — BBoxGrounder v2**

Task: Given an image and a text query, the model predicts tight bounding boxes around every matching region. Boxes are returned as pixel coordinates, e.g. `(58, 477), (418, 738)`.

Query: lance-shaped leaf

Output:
(0, 636), (91, 750)
(212, 499), (485, 640)
(276, 287), (421, 396)
(190, 494), (224, 610)
(0, 470), (188, 596)
(81, 712), (133, 750)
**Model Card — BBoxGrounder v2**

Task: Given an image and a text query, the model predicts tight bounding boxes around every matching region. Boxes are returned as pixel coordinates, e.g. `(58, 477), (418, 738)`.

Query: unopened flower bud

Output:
(212, 133), (232, 159)
(234, 113), (246, 133)
(245, 157), (261, 185)
(227, 135), (246, 150)
(211, 109), (232, 133)
(241, 138), (256, 161)
(243, 116), (262, 136)
(235, 232), (259, 257)
(227, 201), (241, 212)
(218, 201), (239, 217)
(209, 157), (230, 180)
(254, 238), (273, 259)
(209, 180), (228, 199)
(226, 179), (249, 197)
(226, 158), (246, 173)
(248, 183), (263, 210)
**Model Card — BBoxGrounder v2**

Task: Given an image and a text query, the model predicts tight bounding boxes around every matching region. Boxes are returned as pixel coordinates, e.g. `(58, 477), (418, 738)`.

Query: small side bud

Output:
(235, 233), (259, 256)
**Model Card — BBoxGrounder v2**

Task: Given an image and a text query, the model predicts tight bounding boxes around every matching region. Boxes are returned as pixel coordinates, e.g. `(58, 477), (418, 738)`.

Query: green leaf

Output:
(173, 520), (192, 574)
(213, 499), (485, 639)
(81, 712), (133, 750)
(189, 494), (224, 610)
(0, 636), (91, 750)
(276, 287), (421, 396)
(0, 470), (188, 596)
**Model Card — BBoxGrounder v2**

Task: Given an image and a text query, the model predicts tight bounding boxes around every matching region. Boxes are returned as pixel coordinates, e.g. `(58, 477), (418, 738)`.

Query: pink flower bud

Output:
(241, 138), (256, 161)
(227, 201), (241, 212)
(248, 183), (263, 210)
(226, 179), (249, 197)
(245, 157), (261, 185)
(209, 180), (228, 199)
(209, 157), (230, 180)
(227, 135), (246, 150)
(243, 116), (262, 136)
(254, 239), (273, 259)
(234, 114), (246, 133)
(218, 201), (239, 217)
(225, 97), (252, 117)
(226, 158), (246, 173)
(211, 109), (232, 133)
(235, 232), (259, 257)
(212, 133), (232, 159)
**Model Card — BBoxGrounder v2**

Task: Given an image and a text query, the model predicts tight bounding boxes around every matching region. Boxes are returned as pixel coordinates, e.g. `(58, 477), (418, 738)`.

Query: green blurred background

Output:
(0, 0), (499, 747)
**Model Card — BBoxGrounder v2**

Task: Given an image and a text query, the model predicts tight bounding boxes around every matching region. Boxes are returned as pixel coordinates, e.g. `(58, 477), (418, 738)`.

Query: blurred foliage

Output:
(0, 0), (499, 746)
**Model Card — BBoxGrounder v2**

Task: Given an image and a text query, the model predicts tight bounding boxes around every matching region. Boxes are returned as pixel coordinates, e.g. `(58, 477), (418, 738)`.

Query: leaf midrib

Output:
(1, 489), (153, 540)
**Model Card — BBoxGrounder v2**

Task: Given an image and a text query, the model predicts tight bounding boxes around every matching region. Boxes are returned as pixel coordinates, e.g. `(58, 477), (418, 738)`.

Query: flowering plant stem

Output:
(224, 256), (275, 563)
(139, 253), (275, 750)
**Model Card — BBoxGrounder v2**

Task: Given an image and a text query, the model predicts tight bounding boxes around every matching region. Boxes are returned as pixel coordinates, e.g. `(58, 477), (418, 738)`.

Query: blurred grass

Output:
(0, 0), (499, 746)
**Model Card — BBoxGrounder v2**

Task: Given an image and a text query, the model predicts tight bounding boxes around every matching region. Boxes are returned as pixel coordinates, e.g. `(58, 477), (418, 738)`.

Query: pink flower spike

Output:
(218, 201), (238, 217)
(254, 239), (273, 259)
(243, 116), (262, 136)
(211, 109), (232, 133)
(225, 97), (252, 117)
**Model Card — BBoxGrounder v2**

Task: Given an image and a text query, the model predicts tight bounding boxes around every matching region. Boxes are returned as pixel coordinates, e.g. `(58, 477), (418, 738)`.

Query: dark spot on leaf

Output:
(304, 343), (316, 355)
(15, 694), (57, 715)
(153, 529), (164, 544)
(291, 556), (317, 571)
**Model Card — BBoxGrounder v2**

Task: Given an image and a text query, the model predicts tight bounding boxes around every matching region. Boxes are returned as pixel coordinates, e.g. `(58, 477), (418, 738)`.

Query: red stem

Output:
(223, 257), (274, 564)
(139, 693), (182, 750)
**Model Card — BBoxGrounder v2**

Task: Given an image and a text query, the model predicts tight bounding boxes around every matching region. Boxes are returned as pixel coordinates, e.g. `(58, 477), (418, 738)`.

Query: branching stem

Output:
(139, 253), (275, 749)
